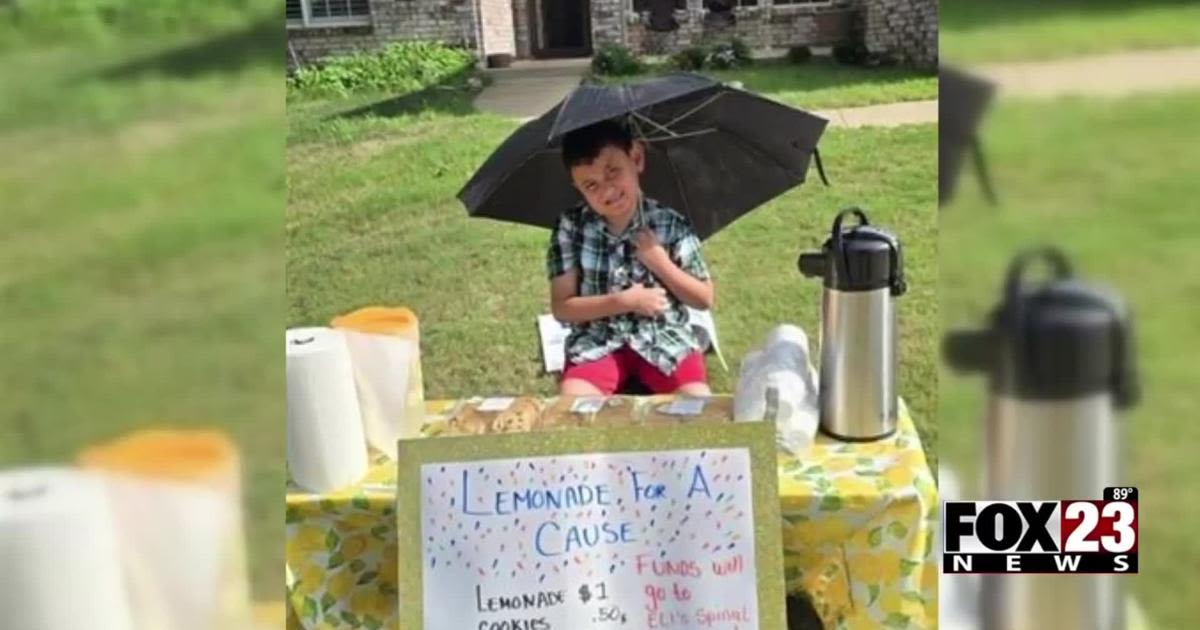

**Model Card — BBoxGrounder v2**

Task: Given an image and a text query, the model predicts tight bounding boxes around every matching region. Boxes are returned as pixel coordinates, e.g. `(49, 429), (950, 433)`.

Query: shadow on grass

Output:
(941, 0), (1196, 34)
(94, 14), (281, 80)
(740, 58), (936, 91)
(604, 58), (935, 94)
(326, 69), (481, 120)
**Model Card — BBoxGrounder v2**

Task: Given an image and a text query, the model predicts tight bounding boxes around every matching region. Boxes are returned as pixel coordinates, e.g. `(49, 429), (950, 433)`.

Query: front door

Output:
(530, 0), (592, 58)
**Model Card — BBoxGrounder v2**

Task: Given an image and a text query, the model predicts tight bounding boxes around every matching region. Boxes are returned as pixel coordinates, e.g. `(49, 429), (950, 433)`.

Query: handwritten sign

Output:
(396, 423), (785, 630)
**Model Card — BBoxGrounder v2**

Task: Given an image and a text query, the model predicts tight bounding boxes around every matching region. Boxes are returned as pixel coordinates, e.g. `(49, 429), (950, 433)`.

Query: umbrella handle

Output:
(813, 148), (830, 187)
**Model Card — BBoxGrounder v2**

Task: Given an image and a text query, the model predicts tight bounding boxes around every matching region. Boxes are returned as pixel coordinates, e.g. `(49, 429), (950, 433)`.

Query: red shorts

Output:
(561, 346), (708, 395)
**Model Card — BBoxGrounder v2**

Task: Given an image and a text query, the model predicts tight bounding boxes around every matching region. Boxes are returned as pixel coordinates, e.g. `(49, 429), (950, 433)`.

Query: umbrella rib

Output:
(660, 91), (726, 131)
(628, 112), (647, 140)
(643, 128), (718, 142)
(633, 112), (679, 138)
(548, 90), (577, 142)
(659, 143), (693, 231)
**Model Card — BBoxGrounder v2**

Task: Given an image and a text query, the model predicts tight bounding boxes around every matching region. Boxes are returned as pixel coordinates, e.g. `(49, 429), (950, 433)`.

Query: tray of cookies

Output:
(540, 396), (643, 429)
(444, 397), (544, 435)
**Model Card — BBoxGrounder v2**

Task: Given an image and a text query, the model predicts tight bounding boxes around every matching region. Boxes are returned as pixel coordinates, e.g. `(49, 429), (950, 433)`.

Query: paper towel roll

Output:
(80, 430), (253, 630)
(286, 327), (368, 492)
(331, 307), (424, 439)
(338, 329), (414, 458)
(0, 468), (135, 630)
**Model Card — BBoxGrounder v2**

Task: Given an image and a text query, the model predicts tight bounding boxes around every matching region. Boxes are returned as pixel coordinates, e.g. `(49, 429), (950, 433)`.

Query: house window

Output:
(633, 0), (688, 12)
(287, 0), (372, 28)
(701, 0), (758, 10)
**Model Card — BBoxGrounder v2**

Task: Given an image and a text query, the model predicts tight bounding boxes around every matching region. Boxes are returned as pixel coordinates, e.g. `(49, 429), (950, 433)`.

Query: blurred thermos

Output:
(799, 207), (907, 440)
(944, 248), (1139, 630)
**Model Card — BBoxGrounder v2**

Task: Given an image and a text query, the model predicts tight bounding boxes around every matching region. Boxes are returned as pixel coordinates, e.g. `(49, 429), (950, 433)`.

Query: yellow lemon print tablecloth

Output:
(285, 399), (937, 629)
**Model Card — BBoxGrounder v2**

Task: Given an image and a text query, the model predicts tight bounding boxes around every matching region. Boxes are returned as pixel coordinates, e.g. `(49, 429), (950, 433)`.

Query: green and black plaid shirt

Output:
(547, 196), (711, 375)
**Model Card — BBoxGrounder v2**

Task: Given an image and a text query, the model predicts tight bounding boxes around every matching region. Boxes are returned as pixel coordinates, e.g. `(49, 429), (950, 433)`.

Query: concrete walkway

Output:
(816, 99), (938, 128)
(473, 46), (1200, 128)
(816, 46), (1200, 127)
(971, 46), (1200, 99)
(473, 58), (589, 119)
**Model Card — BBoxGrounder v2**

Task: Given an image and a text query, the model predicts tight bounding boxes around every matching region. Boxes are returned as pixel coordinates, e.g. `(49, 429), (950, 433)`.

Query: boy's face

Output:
(569, 142), (645, 221)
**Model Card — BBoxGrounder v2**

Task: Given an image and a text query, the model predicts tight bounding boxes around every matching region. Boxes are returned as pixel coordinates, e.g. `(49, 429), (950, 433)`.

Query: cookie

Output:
(539, 396), (598, 430)
(445, 398), (519, 436)
(444, 405), (491, 436)
(490, 397), (543, 433)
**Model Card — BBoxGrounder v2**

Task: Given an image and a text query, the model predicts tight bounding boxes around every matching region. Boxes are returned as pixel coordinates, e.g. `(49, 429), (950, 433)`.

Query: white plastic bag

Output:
(734, 325), (820, 455)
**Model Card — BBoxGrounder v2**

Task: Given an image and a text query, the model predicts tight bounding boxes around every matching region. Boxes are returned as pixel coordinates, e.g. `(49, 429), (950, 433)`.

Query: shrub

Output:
(705, 40), (752, 70)
(671, 46), (709, 71)
(787, 45), (813, 65)
(591, 44), (643, 76)
(288, 41), (476, 99)
(707, 45), (738, 70)
(729, 37), (753, 64)
(833, 41), (870, 66)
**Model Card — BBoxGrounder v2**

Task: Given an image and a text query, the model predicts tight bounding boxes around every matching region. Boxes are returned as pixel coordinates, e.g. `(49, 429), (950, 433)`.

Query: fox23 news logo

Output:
(942, 487), (1138, 574)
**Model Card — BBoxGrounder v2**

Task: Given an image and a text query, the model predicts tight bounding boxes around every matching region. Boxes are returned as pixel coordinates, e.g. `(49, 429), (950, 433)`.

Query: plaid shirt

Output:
(546, 196), (711, 375)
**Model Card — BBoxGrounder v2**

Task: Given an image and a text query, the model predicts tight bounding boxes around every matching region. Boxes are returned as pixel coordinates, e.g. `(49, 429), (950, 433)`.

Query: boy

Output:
(547, 119), (714, 396)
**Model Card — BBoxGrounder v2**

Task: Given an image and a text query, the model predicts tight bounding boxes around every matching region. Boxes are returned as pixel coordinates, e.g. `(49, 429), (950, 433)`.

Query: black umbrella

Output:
(939, 66), (997, 207)
(457, 73), (829, 240)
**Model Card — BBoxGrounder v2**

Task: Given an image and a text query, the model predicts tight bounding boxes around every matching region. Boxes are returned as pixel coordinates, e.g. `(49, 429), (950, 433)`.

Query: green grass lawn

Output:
(594, 58), (938, 109)
(942, 0), (1200, 64)
(287, 86), (938, 464)
(0, 33), (284, 599)
(940, 91), (1200, 628)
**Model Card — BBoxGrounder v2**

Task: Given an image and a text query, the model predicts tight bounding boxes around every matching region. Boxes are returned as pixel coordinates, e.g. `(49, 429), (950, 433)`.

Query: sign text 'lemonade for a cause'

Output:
(420, 449), (759, 630)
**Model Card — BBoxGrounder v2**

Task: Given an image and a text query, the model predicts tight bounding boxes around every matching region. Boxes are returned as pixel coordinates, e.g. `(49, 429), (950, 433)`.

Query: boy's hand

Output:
(634, 228), (671, 272)
(622, 283), (669, 317)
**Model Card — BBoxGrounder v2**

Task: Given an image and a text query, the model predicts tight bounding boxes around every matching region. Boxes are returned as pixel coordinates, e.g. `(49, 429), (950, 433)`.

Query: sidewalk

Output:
(473, 59), (588, 120)
(970, 46), (1200, 98)
(816, 99), (937, 128)
(472, 57), (941, 128)
(477, 46), (1200, 129)
(816, 46), (1200, 127)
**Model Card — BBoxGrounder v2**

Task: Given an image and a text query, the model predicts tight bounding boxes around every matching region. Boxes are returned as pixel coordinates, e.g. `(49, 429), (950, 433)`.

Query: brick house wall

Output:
(288, 0), (936, 69)
(599, 0), (858, 56)
(862, 0), (936, 68)
(288, 0), (479, 66)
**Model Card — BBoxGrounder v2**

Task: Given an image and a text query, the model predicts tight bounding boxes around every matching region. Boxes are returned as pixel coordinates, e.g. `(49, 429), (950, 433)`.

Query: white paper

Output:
(569, 397), (606, 414)
(101, 474), (250, 630)
(340, 329), (416, 456)
(537, 314), (569, 373)
(663, 398), (707, 415)
(477, 397), (515, 412)
(420, 449), (759, 630)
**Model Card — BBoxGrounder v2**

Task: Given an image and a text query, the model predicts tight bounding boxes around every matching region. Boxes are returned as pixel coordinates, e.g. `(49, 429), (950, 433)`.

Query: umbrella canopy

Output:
(457, 73), (828, 240)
